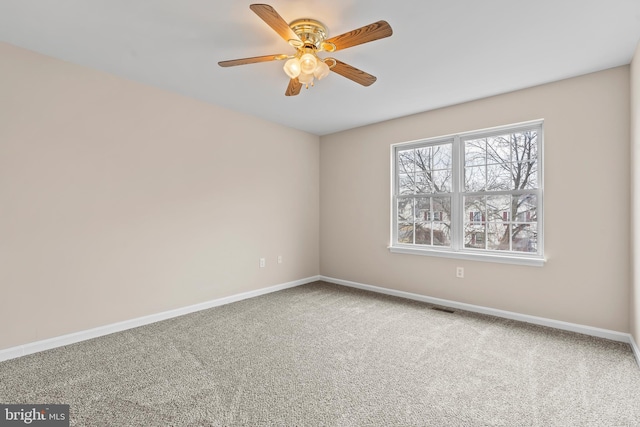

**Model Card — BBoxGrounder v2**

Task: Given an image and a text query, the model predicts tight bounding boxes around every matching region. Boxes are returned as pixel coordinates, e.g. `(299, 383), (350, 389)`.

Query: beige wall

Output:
(0, 42), (320, 351)
(632, 41), (640, 342)
(320, 66), (631, 332)
(1, 39), (635, 352)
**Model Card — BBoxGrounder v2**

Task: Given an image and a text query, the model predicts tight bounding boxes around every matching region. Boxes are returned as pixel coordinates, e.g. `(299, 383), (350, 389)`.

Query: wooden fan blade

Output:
(218, 54), (287, 67)
(325, 20), (392, 52)
(250, 4), (300, 44)
(330, 59), (377, 86)
(285, 78), (302, 96)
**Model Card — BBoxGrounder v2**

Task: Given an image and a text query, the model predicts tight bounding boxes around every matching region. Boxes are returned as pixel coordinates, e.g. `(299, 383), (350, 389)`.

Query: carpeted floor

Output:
(1, 281), (639, 426)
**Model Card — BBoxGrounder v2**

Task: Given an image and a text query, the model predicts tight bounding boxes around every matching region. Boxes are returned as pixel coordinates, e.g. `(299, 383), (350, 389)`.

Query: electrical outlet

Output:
(277, 255), (283, 264)
(259, 258), (266, 268)
(456, 267), (464, 278)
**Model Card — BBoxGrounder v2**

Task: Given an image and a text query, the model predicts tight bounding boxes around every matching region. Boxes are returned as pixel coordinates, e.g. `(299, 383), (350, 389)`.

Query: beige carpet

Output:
(1, 281), (639, 426)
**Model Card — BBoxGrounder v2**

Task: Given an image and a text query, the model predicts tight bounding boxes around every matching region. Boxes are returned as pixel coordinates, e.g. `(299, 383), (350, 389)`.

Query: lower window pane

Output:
(433, 197), (451, 222)
(397, 199), (413, 224)
(415, 198), (431, 244)
(487, 195), (511, 222)
(415, 198), (430, 222)
(465, 196), (485, 223)
(415, 221), (432, 245)
(515, 194), (537, 222)
(512, 223), (537, 252)
(465, 224), (485, 249)
(487, 222), (510, 251)
(432, 222), (451, 247)
(398, 222), (414, 244)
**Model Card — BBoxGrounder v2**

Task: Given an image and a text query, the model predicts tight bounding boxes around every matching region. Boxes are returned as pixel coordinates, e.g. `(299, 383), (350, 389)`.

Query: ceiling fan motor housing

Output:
(288, 19), (335, 52)
(289, 19), (326, 46)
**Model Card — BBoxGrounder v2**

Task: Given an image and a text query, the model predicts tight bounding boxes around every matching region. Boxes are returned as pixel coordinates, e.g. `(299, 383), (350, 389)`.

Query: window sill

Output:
(388, 245), (545, 267)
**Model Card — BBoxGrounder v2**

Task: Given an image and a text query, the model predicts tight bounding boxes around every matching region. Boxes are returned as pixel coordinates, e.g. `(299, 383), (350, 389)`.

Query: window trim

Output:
(389, 119), (545, 267)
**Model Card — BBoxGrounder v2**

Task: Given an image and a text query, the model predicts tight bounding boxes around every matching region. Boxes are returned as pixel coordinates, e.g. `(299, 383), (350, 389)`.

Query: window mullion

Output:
(451, 136), (463, 251)
(412, 197), (417, 245)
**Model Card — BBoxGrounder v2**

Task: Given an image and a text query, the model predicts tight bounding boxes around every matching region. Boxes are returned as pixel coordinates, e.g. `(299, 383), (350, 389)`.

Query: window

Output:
(391, 120), (544, 266)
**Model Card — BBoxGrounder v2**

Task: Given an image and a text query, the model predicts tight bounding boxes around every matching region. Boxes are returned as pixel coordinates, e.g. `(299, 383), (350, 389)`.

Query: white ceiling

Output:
(1, 1), (640, 135)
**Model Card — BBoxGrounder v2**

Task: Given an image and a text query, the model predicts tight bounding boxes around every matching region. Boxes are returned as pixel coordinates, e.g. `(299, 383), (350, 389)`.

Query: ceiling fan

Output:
(218, 4), (393, 96)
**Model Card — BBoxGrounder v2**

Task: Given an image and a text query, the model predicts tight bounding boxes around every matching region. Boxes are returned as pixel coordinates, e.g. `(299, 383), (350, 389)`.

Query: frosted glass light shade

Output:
(283, 58), (301, 78)
(314, 61), (330, 80)
(300, 53), (318, 74)
(298, 72), (314, 85)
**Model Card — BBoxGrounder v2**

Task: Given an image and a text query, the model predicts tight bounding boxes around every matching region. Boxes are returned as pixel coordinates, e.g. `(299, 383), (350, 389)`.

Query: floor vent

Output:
(431, 307), (455, 314)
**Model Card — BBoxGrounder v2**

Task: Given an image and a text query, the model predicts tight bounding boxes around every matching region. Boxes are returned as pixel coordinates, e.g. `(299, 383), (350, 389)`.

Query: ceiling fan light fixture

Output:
(283, 58), (302, 78)
(299, 53), (318, 74)
(298, 72), (314, 86)
(314, 60), (330, 80)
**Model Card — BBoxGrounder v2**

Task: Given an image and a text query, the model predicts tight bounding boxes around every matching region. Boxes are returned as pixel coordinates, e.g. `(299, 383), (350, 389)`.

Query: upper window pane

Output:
(432, 170), (451, 193)
(465, 140), (486, 166)
(415, 147), (431, 172)
(487, 135), (512, 164)
(513, 131), (538, 162)
(514, 161), (538, 189)
(465, 166), (486, 192)
(432, 144), (452, 170)
(399, 174), (415, 195)
(398, 149), (415, 173)
(487, 163), (512, 191)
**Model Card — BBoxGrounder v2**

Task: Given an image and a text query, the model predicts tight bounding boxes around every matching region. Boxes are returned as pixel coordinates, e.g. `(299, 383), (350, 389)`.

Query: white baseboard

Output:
(4, 275), (638, 370)
(0, 276), (320, 363)
(630, 335), (640, 367)
(321, 276), (635, 346)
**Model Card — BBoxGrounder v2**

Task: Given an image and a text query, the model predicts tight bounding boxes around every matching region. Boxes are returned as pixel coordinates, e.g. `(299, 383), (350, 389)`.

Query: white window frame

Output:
(389, 120), (545, 267)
